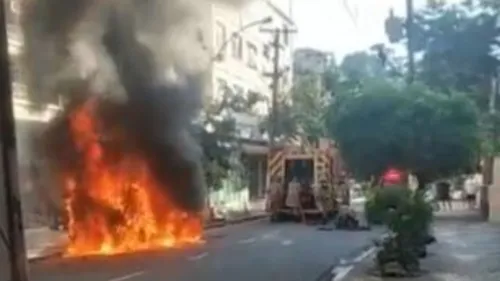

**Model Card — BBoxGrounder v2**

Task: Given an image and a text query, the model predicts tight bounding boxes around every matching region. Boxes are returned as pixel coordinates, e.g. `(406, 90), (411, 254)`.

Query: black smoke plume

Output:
(100, 9), (206, 212)
(20, 0), (250, 215)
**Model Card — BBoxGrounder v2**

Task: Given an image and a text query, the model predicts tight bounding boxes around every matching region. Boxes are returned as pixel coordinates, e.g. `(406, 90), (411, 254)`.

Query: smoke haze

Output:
(20, 0), (251, 213)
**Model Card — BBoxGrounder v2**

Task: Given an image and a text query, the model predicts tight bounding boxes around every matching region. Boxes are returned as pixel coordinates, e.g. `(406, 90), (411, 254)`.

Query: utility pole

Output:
(261, 26), (296, 148)
(481, 73), (498, 220)
(269, 28), (280, 148)
(0, 2), (29, 281)
(406, 0), (415, 84)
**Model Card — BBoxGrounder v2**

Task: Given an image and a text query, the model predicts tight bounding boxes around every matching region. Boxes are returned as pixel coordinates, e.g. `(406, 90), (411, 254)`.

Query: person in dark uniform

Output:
(436, 180), (452, 210)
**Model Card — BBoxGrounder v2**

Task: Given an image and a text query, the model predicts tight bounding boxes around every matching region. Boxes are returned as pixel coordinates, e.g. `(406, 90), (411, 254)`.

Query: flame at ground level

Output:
(63, 100), (203, 257)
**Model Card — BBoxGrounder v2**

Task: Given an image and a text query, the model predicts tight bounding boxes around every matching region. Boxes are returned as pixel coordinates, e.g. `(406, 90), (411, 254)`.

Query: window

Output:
(283, 24), (289, 46)
(216, 78), (228, 98)
(246, 42), (258, 70)
(263, 44), (271, 60)
(215, 21), (227, 59)
(237, 124), (253, 139)
(231, 35), (243, 60)
(196, 28), (205, 47)
(282, 74), (289, 89)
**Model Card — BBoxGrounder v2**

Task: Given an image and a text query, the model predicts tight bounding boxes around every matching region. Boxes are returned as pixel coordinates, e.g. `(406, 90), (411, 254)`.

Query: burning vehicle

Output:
(20, 0), (245, 257)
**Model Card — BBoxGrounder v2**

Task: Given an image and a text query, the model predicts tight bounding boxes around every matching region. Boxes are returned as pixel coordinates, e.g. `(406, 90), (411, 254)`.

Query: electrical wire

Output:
(342, 0), (359, 28)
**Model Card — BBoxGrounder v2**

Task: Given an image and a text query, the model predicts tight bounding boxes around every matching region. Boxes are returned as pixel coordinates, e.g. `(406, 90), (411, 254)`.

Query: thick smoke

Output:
(21, 0), (249, 213)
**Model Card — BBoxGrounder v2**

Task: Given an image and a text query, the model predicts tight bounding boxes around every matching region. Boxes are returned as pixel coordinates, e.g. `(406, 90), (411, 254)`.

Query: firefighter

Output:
(286, 177), (305, 222)
(314, 180), (330, 224)
(267, 177), (283, 220)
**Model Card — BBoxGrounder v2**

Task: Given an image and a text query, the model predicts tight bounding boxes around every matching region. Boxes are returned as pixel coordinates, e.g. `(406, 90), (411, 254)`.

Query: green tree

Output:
(290, 74), (331, 139)
(270, 62), (339, 142)
(392, 2), (500, 107)
(328, 80), (480, 188)
(384, 1), (500, 158)
(196, 87), (265, 190)
(340, 51), (387, 82)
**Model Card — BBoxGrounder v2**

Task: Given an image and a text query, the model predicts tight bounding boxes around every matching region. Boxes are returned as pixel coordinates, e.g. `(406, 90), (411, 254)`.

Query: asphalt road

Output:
(28, 219), (384, 281)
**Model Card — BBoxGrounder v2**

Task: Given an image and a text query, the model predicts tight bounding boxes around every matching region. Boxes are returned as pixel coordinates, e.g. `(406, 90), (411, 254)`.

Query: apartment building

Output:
(294, 48), (333, 75)
(201, 0), (296, 199)
(201, 0), (295, 138)
(293, 48), (335, 96)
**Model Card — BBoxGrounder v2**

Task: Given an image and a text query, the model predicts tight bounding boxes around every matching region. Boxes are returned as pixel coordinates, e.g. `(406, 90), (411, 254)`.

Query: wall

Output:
(210, 0), (295, 120)
(489, 157), (500, 223)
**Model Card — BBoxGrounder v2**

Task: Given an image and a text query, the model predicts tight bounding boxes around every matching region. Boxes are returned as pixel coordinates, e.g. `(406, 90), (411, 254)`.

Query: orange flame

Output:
(64, 99), (203, 257)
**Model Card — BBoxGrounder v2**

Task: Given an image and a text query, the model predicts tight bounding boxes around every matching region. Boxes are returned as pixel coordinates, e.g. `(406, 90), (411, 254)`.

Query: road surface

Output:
(29, 219), (384, 281)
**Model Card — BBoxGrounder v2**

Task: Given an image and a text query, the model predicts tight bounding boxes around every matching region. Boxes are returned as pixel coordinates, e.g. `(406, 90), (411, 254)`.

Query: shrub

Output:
(368, 186), (434, 276)
(365, 186), (411, 225)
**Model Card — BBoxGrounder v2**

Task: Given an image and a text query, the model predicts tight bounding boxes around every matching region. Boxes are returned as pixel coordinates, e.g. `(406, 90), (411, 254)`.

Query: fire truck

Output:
(266, 138), (345, 221)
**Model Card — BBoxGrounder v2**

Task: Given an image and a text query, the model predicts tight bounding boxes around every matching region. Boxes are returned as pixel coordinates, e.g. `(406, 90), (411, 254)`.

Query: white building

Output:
(201, 0), (296, 199)
(294, 48), (333, 75)
(293, 47), (335, 95)
(202, 0), (295, 135)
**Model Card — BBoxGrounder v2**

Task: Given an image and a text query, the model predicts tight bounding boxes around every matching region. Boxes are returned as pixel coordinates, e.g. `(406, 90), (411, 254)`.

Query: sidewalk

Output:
(205, 198), (267, 228)
(24, 227), (68, 261)
(342, 210), (500, 281)
(25, 199), (267, 261)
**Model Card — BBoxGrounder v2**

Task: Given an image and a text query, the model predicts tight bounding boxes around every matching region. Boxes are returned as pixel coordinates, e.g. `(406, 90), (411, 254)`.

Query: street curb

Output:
(204, 214), (268, 229)
(28, 246), (65, 262)
(27, 214), (268, 262)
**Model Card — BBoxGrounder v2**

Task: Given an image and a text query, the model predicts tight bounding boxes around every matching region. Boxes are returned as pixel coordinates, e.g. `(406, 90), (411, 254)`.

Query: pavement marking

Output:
(188, 252), (208, 261)
(352, 247), (376, 263)
(261, 230), (280, 240)
(330, 246), (376, 281)
(331, 265), (354, 281)
(281, 239), (293, 246)
(238, 237), (256, 244)
(108, 271), (145, 281)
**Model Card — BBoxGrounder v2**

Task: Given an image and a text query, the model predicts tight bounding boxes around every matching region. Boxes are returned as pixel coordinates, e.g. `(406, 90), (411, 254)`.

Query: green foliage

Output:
(270, 64), (336, 141)
(369, 187), (434, 276)
(196, 86), (265, 190)
(340, 51), (387, 82)
(389, 2), (500, 108)
(290, 74), (331, 138)
(328, 80), (481, 184)
(365, 186), (412, 225)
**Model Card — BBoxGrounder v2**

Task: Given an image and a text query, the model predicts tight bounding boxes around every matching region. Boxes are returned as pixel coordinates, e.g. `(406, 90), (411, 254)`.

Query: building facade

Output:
(293, 47), (334, 93)
(203, 0), (296, 200)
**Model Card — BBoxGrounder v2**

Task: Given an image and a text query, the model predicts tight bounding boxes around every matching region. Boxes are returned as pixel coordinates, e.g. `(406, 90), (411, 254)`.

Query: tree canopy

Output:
(196, 86), (264, 190)
(385, 1), (500, 108)
(271, 59), (338, 142)
(328, 80), (480, 187)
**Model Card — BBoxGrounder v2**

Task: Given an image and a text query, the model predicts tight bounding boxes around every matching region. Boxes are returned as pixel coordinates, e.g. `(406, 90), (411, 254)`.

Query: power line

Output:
(342, 0), (359, 28)
(260, 26), (296, 148)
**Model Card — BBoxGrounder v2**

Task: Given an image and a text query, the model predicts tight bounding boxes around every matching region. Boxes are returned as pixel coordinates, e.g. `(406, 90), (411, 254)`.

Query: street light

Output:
(212, 16), (273, 62)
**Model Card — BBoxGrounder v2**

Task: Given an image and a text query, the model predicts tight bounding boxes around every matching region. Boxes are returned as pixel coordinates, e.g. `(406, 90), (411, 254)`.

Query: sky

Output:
(291, 0), (459, 60)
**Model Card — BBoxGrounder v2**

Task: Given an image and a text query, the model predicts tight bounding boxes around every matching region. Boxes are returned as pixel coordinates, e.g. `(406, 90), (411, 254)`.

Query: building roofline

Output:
(265, 0), (296, 26)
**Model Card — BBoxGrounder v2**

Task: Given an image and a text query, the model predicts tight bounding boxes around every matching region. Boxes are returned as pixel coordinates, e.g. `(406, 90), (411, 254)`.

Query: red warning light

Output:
(383, 168), (403, 185)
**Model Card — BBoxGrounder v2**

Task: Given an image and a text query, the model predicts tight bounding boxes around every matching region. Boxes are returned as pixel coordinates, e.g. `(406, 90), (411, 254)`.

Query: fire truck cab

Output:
(266, 138), (344, 221)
